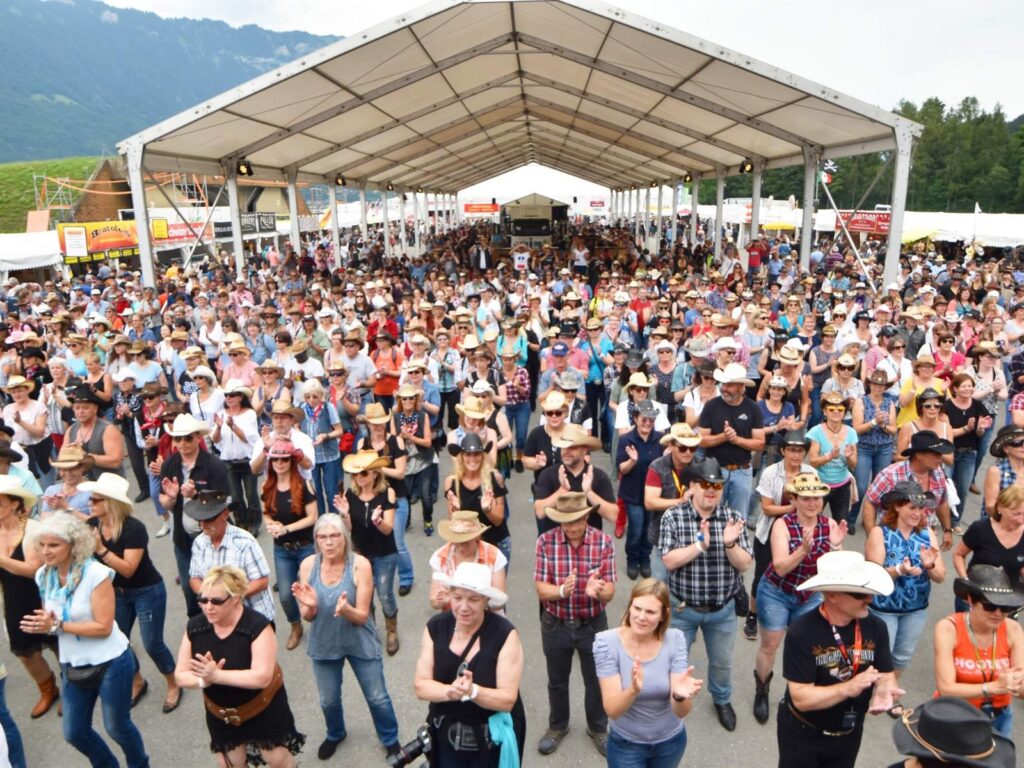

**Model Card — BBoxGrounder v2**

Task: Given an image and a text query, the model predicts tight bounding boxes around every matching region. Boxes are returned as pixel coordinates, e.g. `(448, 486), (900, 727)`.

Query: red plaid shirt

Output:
(534, 525), (617, 621)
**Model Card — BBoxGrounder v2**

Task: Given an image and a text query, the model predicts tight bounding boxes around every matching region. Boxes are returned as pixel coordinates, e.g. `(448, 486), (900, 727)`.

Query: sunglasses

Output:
(838, 591), (873, 601)
(197, 595), (231, 606)
(88, 496), (107, 505)
(329, 371), (345, 377)
(921, 403), (941, 410)
(230, 352), (244, 357)
(172, 435), (196, 443)
(977, 599), (1019, 614)
(143, 394), (159, 400)
(544, 409), (566, 417)
(721, 349), (736, 355)
(1005, 440), (1024, 449)
(698, 481), (724, 490)
(891, 345), (906, 350)
(940, 339), (954, 345)
(658, 349), (673, 354)
(674, 444), (696, 453)
(824, 405), (846, 413)
(837, 365), (855, 372)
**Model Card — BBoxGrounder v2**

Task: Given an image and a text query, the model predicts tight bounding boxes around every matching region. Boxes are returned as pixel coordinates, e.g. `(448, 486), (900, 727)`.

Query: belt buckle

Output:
(565, 617), (581, 628)
(218, 707), (241, 726)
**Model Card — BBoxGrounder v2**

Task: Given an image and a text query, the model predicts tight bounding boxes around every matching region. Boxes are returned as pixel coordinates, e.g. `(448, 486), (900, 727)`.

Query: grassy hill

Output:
(0, 156), (99, 233)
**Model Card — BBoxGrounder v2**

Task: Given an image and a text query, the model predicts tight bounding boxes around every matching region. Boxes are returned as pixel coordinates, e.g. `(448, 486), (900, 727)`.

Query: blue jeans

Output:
(852, 442), (893, 524)
(625, 502), (653, 569)
(495, 535), (512, 569)
(808, 385), (823, 429)
(311, 656), (399, 746)
(114, 581), (176, 676)
(974, 424), (995, 482)
(721, 465), (752, 521)
(371, 553), (398, 619)
(0, 676), (25, 768)
(992, 705), (1014, 740)
(952, 449), (977, 524)
(406, 468), (435, 525)
(311, 458), (342, 519)
(61, 648), (149, 768)
(147, 473), (167, 519)
(273, 543), (316, 624)
(393, 497), (414, 589)
(870, 608), (929, 671)
(650, 546), (668, 584)
(173, 543), (199, 618)
(505, 402), (531, 451)
(606, 726), (687, 768)
(671, 601), (737, 705)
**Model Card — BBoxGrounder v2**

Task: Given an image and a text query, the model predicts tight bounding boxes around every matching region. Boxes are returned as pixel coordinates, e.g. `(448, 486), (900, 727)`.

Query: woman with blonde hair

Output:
(393, 382), (435, 536)
(897, 356), (946, 427)
(3, 375), (53, 485)
(297, 378), (342, 518)
(175, 565), (305, 766)
(593, 579), (703, 767)
(444, 433), (510, 565)
(82, 472), (180, 712)
(447, 395), (500, 466)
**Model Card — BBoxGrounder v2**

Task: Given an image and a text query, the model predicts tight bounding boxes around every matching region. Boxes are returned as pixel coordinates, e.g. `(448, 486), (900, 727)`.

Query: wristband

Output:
(558, 583), (566, 599)
(943, 528), (953, 534)
(725, 541), (737, 549)
(197, 676), (207, 689)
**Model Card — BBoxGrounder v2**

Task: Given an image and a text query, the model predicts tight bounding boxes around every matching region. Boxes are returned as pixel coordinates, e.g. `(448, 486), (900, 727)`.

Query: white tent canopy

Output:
(0, 231), (62, 272)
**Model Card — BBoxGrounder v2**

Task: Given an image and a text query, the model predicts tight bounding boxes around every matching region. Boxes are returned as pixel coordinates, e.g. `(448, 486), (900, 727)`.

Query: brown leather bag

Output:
(203, 664), (283, 726)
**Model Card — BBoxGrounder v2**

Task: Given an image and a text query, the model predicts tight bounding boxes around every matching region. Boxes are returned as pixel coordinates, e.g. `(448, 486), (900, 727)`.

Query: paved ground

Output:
(6, 423), (1022, 767)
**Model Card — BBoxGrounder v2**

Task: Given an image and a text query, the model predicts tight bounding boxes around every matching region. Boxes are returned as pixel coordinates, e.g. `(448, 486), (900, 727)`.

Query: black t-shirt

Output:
(783, 608), (893, 732)
(534, 461), (615, 535)
(698, 396), (764, 466)
(358, 434), (408, 498)
(160, 450), (231, 551)
(524, 426), (561, 484)
(963, 518), (1024, 586)
(99, 517), (162, 590)
(346, 489), (397, 558)
(270, 482), (316, 547)
(446, 471), (509, 545)
(943, 398), (990, 451)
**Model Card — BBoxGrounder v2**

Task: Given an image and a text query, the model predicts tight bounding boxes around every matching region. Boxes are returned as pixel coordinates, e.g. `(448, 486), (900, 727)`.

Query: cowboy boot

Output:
(385, 614), (399, 656)
(753, 670), (773, 725)
(32, 672), (59, 719)
(286, 621), (303, 651)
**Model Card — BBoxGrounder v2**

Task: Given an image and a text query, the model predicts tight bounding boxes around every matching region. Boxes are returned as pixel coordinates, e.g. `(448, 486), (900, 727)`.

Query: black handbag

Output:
(67, 662), (110, 689)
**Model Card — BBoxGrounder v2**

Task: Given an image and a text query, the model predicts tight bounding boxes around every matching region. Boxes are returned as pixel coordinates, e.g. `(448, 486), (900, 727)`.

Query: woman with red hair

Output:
(262, 439), (318, 652)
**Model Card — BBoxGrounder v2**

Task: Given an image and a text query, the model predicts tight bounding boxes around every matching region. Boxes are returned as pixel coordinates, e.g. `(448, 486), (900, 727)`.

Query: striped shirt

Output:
(534, 525), (617, 621)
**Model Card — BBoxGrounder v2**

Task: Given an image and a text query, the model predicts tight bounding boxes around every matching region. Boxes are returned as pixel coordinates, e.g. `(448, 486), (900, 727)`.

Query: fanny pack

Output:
(67, 661), (110, 690)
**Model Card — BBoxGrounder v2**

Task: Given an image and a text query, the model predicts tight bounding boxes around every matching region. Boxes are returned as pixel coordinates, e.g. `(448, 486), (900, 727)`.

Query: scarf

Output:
(302, 401), (324, 427)
(39, 562), (86, 623)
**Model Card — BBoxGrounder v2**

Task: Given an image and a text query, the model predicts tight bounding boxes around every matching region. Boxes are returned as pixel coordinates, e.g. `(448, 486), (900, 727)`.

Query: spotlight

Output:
(650, 180), (658, 188)
(630, 184), (637, 191)
(335, 174), (347, 187)
(683, 173), (693, 183)
(739, 159), (754, 174)
(416, 187), (423, 194)
(236, 159), (254, 177)
(386, 182), (394, 192)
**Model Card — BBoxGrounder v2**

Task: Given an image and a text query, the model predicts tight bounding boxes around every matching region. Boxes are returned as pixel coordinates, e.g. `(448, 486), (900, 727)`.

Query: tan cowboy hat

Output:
(50, 444), (96, 471)
(785, 471), (830, 497)
(78, 472), (133, 509)
(437, 510), (490, 543)
(290, 338), (309, 355)
(832, 353), (858, 369)
(455, 395), (488, 421)
(341, 449), (391, 474)
(227, 341), (250, 355)
(543, 491), (598, 523)
(359, 402), (391, 425)
(660, 423), (703, 447)
(165, 413), (212, 437)
(223, 379), (253, 399)
(270, 399), (305, 421)
(626, 371), (655, 390)
(913, 354), (937, 370)
(539, 391), (567, 412)
(169, 329), (189, 342)
(552, 423), (602, 450)
(395, 383), (420, 400)
(343, 330), (364, 344)
(0, 475), (37, 508)
(257, 359), (285, 372)
(2, 376), (34, 393)
(181, 346), (204, 359)
(777, 346), (804, 365)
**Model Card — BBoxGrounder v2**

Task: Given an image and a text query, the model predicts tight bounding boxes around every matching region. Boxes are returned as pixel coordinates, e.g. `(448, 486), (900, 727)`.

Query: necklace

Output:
(825, 422), (843, 435)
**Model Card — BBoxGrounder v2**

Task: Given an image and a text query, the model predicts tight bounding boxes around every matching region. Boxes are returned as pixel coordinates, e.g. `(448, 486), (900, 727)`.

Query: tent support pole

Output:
(225, 170), (245, 281)
(286, 168), (301, 255)
(328, 182), (342, 270)
(124, 143), (155, 288)
(885, 125), (914, 289)
(714, 172), (725, 262)
(690, 176), (700, 249)
(800, 147), (820, 273)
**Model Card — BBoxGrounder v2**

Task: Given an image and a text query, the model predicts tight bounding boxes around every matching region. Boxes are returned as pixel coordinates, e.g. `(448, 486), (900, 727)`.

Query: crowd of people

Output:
(0, 218), (1020, 768)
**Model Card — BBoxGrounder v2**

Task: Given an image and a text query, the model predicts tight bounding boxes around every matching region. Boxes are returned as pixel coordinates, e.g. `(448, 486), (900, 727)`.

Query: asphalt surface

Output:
(6, 422), (1023, 767)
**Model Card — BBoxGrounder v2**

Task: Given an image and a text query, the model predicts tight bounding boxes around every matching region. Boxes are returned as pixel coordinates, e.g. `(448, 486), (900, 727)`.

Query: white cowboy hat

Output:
(165, 413), (212, 437)
(78, 472), (134, 508)
(713, 362), (754, 387)
(797, 551), (894, 596)
(434, 562), (507, 608)
(222, 379), (254, 399)
(0, 475), (38, 508)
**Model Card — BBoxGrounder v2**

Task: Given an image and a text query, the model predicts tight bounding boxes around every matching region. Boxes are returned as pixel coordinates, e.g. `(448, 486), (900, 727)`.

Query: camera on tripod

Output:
(386, 724), (431, 767)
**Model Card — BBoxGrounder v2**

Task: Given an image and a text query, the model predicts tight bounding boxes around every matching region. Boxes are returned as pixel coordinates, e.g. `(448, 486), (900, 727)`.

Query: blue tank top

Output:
(306, 554), (382, 662)
(871, 526), (932, 613)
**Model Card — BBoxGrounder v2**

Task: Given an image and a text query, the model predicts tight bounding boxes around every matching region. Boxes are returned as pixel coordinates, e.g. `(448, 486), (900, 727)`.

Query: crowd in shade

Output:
(0, 216), (1021, 768)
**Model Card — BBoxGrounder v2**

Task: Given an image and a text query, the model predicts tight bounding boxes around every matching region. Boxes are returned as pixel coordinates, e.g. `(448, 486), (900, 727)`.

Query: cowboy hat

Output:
(989, 425), (1024, 458)
(554, 369), (584, 391)
(468, 379), (495, 396)
(777, 346), (804, 365)
(395, 383), (421, 400)
(970, 341), (1001, 358)
(290, 339), (310, 355)
(832, 353), (858, 369)
(359, 402), (391, 425)
(183, 491), (232, 522)
(892, 697), (1014, 768)
(766, 375), (789, 391)
(633, 399), (660, 421)
(900, 429), (954, 458)
(447, 432), (492, 457)
(878, 480), (931, 509)
(227, 341), (250, 355)
(912, 354), (936, 370)
(181, 346), (204, 359)
(191, 365), (216, 382)
(256, 359), (285, 372)
(552, 423), (602, 450)
(713, 362), (755, 387)
(866, 369), (890, 386)
(953, 564), (1024, 610)
(820, 390), (850, 410)
(50, 444), (96, 471)
(165, 413), (212, 437)
(267, 439), (298, 459)
(437, 510), (490, 543)
(660, 423), (702, 448)
(797, 551), (894, 596)
(785, 471), (830, 497)
(779, 429), (811, 450)
(78, 472), (133, 509)
(0, 475), (37, 508)
(222, 379), (253, 399)
(1, 375), (34, 393)
(342, 450), (391, 475)
(67, 385), (105, 407)
(455, 396), (488, 421)
(626, 371), (655, 390)
(139, 381), (168, 398)
(539, 391), (567, 413)
(434, 562), (507, 608)
(543, 491), (598, 524)
(680, 457), (725, 485)
(111, 369), (137, 384)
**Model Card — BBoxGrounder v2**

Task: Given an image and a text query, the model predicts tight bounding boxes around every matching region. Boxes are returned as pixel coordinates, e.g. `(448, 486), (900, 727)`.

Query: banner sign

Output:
(589, 200), (605, 208)
(464, 203), (499, 214)
(513, 251), (529, 271)
(836, 210), (891, 234)
(213, 212), (278, 238)
(58, 221), (140, 263)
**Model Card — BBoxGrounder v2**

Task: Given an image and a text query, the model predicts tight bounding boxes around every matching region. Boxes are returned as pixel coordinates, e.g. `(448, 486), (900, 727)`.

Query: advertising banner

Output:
(464, 203), (499, 214)
(836, 210), (891, 234)
(58, 221), (139, 263)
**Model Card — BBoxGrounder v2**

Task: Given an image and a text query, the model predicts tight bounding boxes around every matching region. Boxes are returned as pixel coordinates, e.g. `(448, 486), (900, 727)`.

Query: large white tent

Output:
(118, 0), (921, 286)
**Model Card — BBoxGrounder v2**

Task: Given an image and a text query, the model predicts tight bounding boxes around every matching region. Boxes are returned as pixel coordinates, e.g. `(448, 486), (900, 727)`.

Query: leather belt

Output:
(722, 463), (751, 471)
(787, 703), (855, 737)
(203, 664), (283, 726)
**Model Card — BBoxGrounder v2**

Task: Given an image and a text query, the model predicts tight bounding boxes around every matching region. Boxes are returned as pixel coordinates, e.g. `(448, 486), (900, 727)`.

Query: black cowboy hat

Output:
(67, 385), (105, 407)
(680, 457), (725, 485)
(878, 480), (931, 509)
(892, 697), (1014, 768)
(183, 492), (233, 522)
(779, 429), (810, 450)
(953, 564), (1024, 610)
(989, 425), (1024, 459)
(899, 429), (954, 458)
(447, 432), (492, 457)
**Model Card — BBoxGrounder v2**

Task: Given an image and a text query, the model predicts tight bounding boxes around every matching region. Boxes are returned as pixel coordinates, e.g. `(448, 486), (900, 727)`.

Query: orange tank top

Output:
(942, 612), (1011, 709)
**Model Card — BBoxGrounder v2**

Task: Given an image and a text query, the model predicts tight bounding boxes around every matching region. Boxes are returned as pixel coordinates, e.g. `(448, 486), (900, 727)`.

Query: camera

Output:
(386, 725), (432, 767)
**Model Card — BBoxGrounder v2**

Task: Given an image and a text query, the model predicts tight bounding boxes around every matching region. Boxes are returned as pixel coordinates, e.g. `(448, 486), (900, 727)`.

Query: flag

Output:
(819, 171), (832, 184)
(975, 202), (982, 215)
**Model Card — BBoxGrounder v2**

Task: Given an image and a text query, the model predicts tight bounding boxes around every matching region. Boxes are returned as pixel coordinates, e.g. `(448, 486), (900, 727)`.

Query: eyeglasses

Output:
(315, 533), (342, 542)
(197, 595), (231, 606)
(721, 349), (736, 355)
(824, 405), (846, 413)
(544, 409), (566, 417)
(88, 496), (106, 505)
(698, 481), (724, 490)
(172, 435), (196, 443)
(230, 352), (244, 357)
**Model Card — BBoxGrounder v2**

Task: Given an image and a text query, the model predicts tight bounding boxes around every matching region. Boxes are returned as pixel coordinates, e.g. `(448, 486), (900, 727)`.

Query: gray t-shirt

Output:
(593, 626), (688, 743)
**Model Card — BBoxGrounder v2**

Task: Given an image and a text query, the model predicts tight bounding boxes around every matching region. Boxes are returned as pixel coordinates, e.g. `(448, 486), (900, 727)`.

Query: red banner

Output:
(590, 200), (605, 208)
(836, 210), (891, 234)
(464, 203), (499, 213)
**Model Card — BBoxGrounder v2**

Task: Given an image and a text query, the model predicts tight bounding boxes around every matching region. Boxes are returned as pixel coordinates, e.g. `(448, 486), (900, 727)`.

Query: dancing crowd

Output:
(0, 218), (1020, 768)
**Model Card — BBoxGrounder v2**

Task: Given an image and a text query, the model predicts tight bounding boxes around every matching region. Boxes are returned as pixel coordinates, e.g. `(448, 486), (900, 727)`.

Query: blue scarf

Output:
(39, 562), (85, 623)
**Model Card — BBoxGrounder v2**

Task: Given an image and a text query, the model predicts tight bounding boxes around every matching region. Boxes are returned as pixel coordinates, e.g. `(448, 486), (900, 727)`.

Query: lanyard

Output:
(671, 469), (683, 497)
(964, 614), (997, 688)
(821, 606), (861, 679)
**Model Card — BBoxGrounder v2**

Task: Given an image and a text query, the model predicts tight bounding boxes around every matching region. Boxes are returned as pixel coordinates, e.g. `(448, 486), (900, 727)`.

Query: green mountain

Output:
(0, 0), (337, 162)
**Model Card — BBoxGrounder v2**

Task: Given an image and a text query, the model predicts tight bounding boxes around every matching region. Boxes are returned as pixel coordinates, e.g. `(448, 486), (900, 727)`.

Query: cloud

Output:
(100, 9), (118, 23)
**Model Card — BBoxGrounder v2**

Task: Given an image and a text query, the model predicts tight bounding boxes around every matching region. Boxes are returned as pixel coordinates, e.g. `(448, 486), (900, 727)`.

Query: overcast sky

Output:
(103, 0), (1022, 117)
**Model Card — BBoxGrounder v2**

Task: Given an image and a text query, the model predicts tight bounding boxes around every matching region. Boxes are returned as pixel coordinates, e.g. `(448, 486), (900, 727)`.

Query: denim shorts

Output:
(756, 579), (821, 632)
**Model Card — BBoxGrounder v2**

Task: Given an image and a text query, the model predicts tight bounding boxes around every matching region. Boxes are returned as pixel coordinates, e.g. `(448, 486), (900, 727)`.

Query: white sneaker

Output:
(155, 522), (170, 538)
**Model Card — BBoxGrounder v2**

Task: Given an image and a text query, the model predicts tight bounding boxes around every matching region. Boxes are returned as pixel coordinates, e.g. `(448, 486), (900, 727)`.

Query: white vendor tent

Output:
(0, 230), (63, 272)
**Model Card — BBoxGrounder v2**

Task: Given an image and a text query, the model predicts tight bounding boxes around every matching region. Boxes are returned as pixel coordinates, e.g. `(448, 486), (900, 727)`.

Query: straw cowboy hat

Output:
(626, 371), (656, 390)
(797, 551), (894, 596)
(165, 413), (212, 437)
(50, 444), (96, 472)
(270, 399), (306, 422)
(953, 564), (1024, 610)
(539, 391), (567, 412)
(223, 379), (254, 399)
(434, 562), (507, 609)
(713, 362), (754, 387)
(342, 450), (391, 475)
(455, 396), (488, 421)
(785, 472), (830, 497)
(0, 475), (37, 509)
(543, 491), (598, 524)
(912, 354), (936, 370)
(552, 423), (602, 450)
(1, 376), (34, 394)
(359, 402), (391, 425)
(660, 423), (702, 448)
(892, 697), (1015, 768)
(78, 472), (133, 509)
(437, 510), (490, 543)
(777, 346), (804, 366)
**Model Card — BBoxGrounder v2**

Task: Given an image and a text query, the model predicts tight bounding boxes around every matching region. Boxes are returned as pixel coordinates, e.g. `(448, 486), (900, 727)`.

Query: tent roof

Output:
(504, 192), (569, 207)
(118, 0), (921, 192)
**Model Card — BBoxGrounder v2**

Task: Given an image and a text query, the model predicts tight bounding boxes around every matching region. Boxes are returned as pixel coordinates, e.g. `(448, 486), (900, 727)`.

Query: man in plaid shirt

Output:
(534, 492), (617, 758)
(659, 458), (752, 732)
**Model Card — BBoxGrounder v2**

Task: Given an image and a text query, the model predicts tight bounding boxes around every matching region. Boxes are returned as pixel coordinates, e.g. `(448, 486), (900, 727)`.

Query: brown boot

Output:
(286, 621), (303, 651)
(385, 614), (399, 656)
(32, 673), (59, 719)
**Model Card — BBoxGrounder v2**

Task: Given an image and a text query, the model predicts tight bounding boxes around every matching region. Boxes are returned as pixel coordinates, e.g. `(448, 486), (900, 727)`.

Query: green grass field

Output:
(0, 156), (99, 234)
